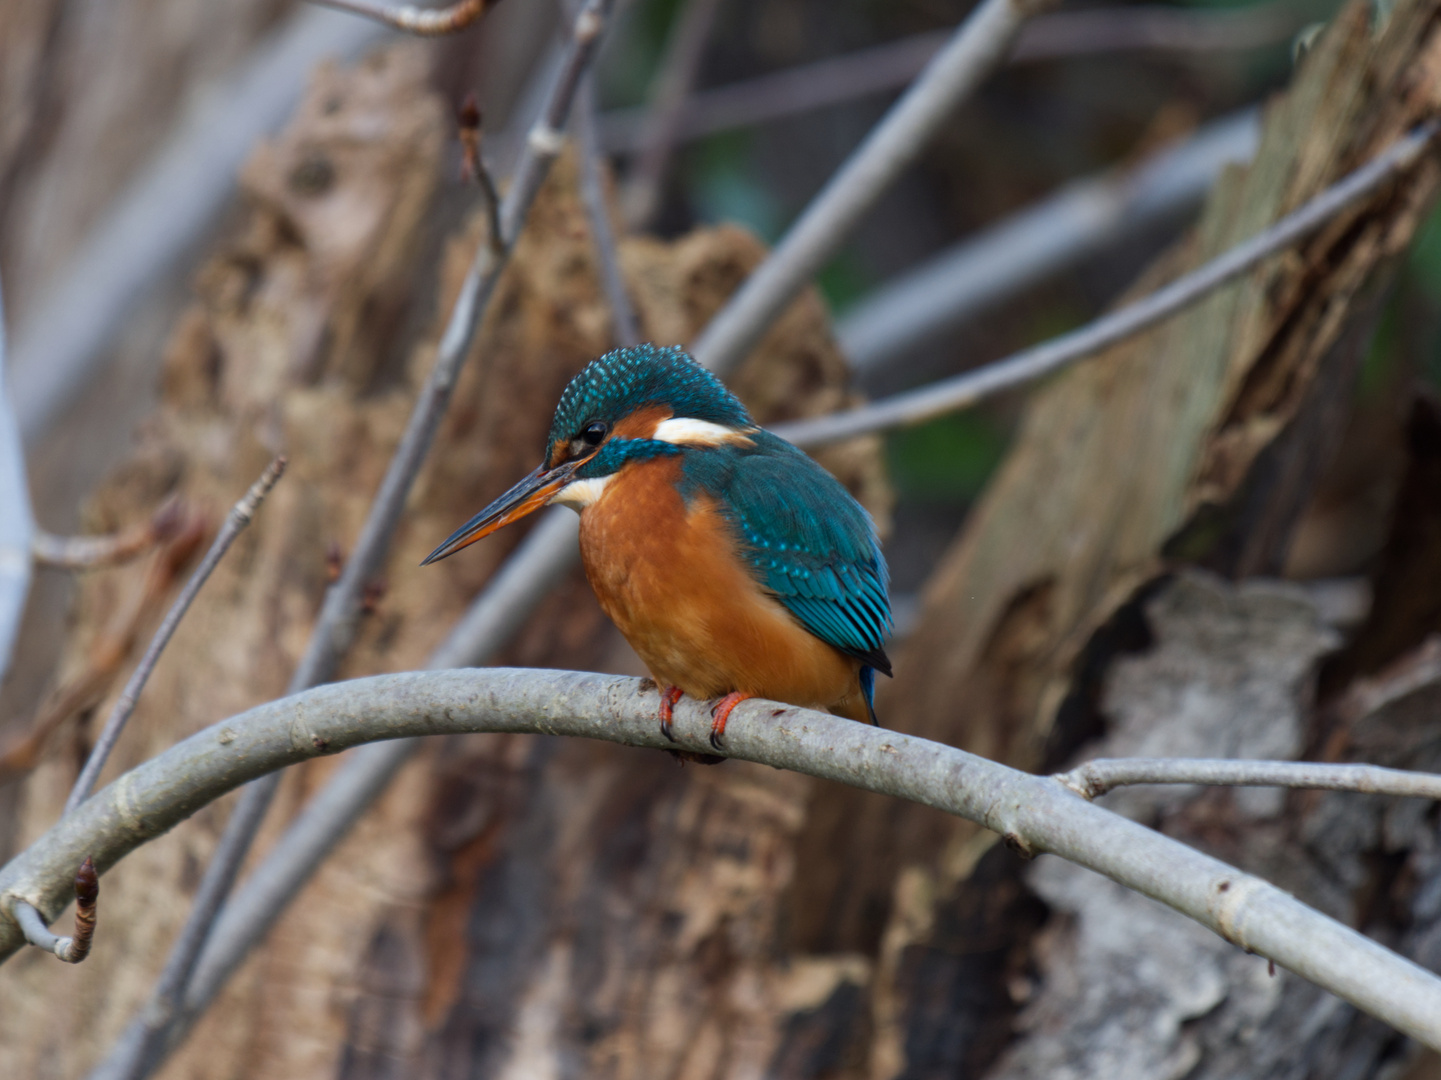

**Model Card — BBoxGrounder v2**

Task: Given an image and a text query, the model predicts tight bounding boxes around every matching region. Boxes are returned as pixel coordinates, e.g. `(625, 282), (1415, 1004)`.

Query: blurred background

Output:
(5, 0), (1441, 1075)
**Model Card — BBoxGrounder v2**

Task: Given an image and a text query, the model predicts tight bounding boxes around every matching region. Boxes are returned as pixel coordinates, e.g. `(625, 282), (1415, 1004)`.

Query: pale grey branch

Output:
(1058, 758), (1441, 801)
(839, 109), (1260, 374)
(2, 669), (1440, 1048)
(689, 0), (1045, 377)
(776, 121), (1440, 448)
(0, 271), (32, 687)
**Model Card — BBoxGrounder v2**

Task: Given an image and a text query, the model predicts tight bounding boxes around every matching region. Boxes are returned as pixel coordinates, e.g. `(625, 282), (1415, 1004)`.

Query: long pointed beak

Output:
(421, 462), (577, 565)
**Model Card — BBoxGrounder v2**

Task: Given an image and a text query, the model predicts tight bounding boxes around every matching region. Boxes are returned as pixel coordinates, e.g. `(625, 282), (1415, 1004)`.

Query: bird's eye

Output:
(581, 421), (608, 447)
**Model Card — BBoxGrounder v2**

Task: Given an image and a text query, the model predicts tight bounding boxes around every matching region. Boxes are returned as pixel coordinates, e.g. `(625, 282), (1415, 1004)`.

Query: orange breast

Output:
(578, 456), (869, 720)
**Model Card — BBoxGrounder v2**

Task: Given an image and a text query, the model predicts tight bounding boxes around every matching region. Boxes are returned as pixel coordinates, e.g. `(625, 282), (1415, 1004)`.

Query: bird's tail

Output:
(859, 665), (880, 726)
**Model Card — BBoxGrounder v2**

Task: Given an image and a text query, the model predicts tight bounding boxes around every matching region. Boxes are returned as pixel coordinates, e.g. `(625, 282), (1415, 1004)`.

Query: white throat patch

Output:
(652, 417), (754, 447)
(549, 474), (614, 510)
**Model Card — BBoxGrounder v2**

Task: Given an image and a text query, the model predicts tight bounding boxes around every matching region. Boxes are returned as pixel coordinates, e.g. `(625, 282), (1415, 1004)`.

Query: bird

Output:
(422, 344), (892, 750)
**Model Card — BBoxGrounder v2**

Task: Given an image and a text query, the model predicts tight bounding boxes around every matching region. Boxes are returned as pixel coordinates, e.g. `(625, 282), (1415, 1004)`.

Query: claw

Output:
(658, 685), (684, 742)
(707, 692), (753, 750)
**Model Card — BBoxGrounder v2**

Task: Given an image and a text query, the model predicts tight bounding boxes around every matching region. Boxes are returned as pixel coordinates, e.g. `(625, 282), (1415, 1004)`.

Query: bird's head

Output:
(422, 344), (754, 564)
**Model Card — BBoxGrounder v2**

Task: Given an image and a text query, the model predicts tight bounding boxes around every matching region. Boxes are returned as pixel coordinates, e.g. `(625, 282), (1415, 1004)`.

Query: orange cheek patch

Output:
(611, 404), (673, 441)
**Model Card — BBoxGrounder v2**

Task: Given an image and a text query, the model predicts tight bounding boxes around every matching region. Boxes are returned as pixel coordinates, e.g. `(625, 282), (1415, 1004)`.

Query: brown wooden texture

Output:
(0, 35), (890, 1078)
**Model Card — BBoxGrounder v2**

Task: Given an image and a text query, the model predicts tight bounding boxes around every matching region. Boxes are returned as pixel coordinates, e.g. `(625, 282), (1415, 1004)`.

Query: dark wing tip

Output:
(860, 647), (893, 678)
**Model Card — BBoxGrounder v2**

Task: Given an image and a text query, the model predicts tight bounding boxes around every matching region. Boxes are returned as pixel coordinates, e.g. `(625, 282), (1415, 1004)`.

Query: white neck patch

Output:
(549, 474), (614, 511)
(652, 417), (754, 447)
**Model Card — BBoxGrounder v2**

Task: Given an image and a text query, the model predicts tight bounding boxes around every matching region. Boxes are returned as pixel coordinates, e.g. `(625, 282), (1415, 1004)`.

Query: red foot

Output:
(708, 692), (754, 750)
(658, 685), (685, 742)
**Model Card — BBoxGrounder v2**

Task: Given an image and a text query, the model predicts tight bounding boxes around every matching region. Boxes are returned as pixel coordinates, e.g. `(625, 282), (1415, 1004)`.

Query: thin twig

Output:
(1056, 758), (1441, 801)
(598, 2), (1305, 153)
(839, 109), (1260, 375)
(457, 95), (505, 260)
(5, 670), (1441, 1047)
(620, 0), (726, 230)
(8, 857), (97, 963)
(690, 0), (1048, 378)
(64, 459), (286, 814)
(775, 121), (1441, 448)
(576, 76), (643, 348)
(308, 0), (496, 35)
(31, 500), (187, 571)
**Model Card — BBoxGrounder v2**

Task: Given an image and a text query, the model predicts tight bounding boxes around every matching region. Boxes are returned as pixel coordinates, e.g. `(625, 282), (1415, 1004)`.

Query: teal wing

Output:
(681, 432), (892, 674)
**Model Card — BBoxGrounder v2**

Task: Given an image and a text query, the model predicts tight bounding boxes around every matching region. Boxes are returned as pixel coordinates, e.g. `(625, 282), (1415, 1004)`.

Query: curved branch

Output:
(1, 670), (1440, 1048)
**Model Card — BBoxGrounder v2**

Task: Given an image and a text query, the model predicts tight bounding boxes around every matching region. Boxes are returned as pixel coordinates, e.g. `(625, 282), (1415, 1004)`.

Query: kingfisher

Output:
(423, 344), (892, 749)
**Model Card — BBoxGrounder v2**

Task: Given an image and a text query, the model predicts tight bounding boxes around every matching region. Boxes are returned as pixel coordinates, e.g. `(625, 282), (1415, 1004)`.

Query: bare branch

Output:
(598, 3), (1303, 154)
(4, 670), (1441, 1047)
(620, 0), (726, 231)
(775, 121), (1440, 448)
(839, 109), (1260, 375)
(0, 270), (33, 686)
(30, 501), (187, 571)
(308, 0), (496, 36)
(575, 76), (642, 348)
(1057, 758), (1441, 801)
(9, 857), (97, 963)
(690, 0), (1047, 378)
(65, 458), (287, 814)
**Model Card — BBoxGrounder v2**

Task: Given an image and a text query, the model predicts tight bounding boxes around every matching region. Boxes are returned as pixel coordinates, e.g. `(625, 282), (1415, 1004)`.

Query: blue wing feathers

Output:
(679, 432), (892, 675)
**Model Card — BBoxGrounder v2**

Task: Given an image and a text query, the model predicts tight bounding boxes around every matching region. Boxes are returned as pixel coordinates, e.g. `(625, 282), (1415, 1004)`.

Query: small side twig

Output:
(458, 94), (505, 261)
(1056, 759), (1441, 801)
(65, 458), (287, 814)
(32, 500), (187, 571)
(9, 857), (98, 963)
(308, 0), (497, 35)
(774, 121), (1441, 448)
